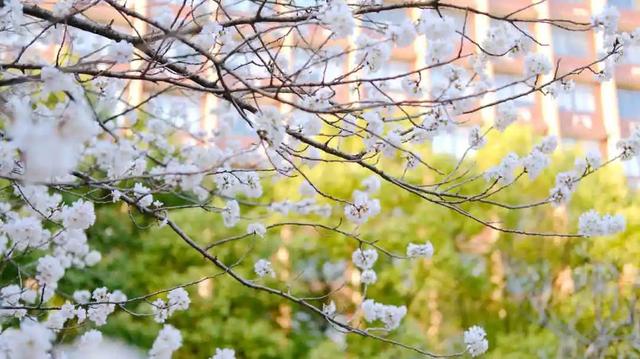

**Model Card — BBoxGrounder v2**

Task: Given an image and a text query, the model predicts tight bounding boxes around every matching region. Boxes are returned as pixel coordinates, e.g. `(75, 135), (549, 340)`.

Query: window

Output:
(165, 40), (200, 64)
(293, 0), (320, 8)
(215, 100), (255, 137)
(607, 0), (636, 9)
(444, 10), (467, 34)
(558, 84), (595, 113)
(219, 0), (256, 13)
(562, 138), (600, 153)
(617, 89), (640, 120)
(429, 67), (472, 99)
(322, 55), (345, 82)
(552, 28), (589, 57)
(362, 9), (407, 26)
(150, 94), (202, 131)
(379, 61), (412, 91)
(432, 128), (470, 158)
(70, 29), (111, 58)
(622, 44), (640, 65)
(622, 157), (640, 177)
(493, 74), (535, 107)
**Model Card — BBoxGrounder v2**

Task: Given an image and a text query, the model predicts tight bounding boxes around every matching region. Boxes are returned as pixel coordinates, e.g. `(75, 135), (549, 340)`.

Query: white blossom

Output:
(417, 10), (456, 41)
(0, 284), (26, 318)
(592, 6), (619, 35)
(87, 287), (116, 326)
(578, 210), (625, 237)
(73, 290), (91, 304)
(167, 287), (190, 314)
(362, 175), (381, 194)
(152, 298), (169, 323)
(84, 250), (102, 266)
(247, 222), (267, 237)
(211, 348), (236, 359)
(523, 53), (551, 78)
(0, 142), (17, 176)
(495, 103), (518, 131)
(483, 22), (521, 55)
(361, 299), (407, 330)
(222, 200), (240, 227)
(360, 269), (378, 285)
(406, 242), (434, 259)
(78, 329), (103, 349)
(387, 20), (417, 47)
(484, 153), (520, 184)
(352, 248), (378, 270)
(535, 136), (558, 154)
(549, 171), (579, 205)
(522, 149), (549, 180)
(52, 0), (74, 17)
(468, 126), (486, 149)
(254, 107), (285, 147)
(108, 40), (134, 63)
(344, 191), (380, 225)
(36, 255), (65, 289)
(254, 259), (275, 278)
(322, 301), (336, 317)
(585, 148), (602, 169)
(464, 325), (489, 357)
(317, 0), (355, 38)
(3, 216), (50, 251)
(149, 325), (182, 359)
(133, 183), (154, 208)
(60, 200), (96, 230)
(0, 320), (54, 359)
(356, 35), (392, 73)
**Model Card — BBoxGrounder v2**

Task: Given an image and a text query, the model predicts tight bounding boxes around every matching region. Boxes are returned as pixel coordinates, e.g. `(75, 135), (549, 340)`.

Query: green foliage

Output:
(67, 125), (639, 357)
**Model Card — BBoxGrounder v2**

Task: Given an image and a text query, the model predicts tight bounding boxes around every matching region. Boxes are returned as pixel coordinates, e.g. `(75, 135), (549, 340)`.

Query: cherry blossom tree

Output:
(0, 0), (638, 357)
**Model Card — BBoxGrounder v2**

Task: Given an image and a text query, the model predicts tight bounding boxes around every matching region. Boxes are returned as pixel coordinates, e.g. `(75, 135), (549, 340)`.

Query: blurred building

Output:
(360, 0), (640, 186)
(6, 0), (640, 185)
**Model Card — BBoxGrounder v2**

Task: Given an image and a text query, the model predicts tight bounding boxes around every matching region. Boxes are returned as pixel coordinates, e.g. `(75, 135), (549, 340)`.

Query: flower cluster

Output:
(356, 35), (392, 73)
(549, 170), (579, 205)
(468, 126), (486, 149)
(418, 10), (457, 64)
(483, 22), (524, 55)
(578, 210), (626, 237)
(211, 348), (236, 359)
(86, 287), (123, 326)
(464, 326), (489, 357)
(617, 127), (640, 160)
(60, 200), (96, 230)
(522, 148), (550, 180)
(254, 107), (286, 147)
(317, 0), (354, 38)
(0, 321), (54, 358)
(352, 248), (378, 270)
(149, 324), (183, 359)
(484, 153), (520, 184)
(352, 248), (379, 285)
(108, 40), (134, 63)
(344, 191), (381, 225)
(152, 288), (191, 323)
(406, 242), (434, 259)
(523, 53), (551, 78)
(7, 81), (98, 182)
(222, 200), (240, 227)
(495, 103), (518, 131)
(361, 299), (407, 330)
(247, 222), (267, 237)
(254, 259), (275, 278)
